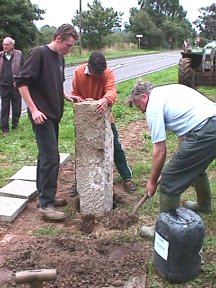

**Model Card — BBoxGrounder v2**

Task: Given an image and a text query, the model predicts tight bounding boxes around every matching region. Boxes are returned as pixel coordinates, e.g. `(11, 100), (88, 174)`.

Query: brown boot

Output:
(69, 183), (78, 197)
(123, 179), (136, 193)
(37, 198), (67, 208)
(39, 207), (66, 221)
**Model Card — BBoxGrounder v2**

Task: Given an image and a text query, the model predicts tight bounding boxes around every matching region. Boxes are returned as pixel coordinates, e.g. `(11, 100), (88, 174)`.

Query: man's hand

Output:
(65, 94), (83, 103)
(146, 177), (160, 198)
(96, 98), (108, 114)
(31, 110), (47, 124)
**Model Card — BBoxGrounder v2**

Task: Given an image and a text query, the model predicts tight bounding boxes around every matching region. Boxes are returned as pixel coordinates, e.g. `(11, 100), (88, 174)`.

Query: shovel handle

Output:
(133, 193), (149, 214)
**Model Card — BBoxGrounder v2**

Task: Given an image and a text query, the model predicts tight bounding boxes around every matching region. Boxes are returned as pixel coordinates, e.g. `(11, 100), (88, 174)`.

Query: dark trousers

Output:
(32, 118), (60, 208)
(160, 117), (216, 196)
(0, 85), (21, 132)
(111, 123), (132, 180)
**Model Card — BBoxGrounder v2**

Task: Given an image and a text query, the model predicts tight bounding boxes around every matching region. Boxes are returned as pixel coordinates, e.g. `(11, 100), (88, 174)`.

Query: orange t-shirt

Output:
(72, 63), (117, 122)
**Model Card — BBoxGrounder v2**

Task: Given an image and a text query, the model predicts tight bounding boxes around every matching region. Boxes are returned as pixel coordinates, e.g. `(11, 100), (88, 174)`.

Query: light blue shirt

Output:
(146, 84), (216, 143)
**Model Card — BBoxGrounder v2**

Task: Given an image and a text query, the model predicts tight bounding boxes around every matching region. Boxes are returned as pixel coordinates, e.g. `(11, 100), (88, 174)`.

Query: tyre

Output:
(178, 58), (193, 87)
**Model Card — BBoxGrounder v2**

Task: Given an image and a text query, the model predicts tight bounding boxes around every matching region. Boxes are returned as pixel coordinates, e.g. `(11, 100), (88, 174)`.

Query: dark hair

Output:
(88, 51), (107, 75)
(54, 23), (79, 41)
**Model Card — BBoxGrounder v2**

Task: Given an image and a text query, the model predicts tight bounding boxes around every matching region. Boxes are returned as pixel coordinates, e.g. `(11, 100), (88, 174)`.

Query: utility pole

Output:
(79, 0), (82, 54)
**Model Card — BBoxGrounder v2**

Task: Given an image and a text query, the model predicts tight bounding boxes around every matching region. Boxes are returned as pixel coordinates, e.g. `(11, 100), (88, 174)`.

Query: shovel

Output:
(133, 176), (161, 214)
(132, 193), (149, 214)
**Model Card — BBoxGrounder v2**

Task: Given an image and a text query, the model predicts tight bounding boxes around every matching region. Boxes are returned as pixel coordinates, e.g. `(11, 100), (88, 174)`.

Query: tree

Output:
(138, 0), (186, 26)
(128, 9), (162, 48)
(0, 0), (45, 52)
(37, 25), (56, 45)
(126, 0), (194, 49)
(193, 3), (216, 40)
(161, 19), (190, 49)
(72, 0), (122, 49)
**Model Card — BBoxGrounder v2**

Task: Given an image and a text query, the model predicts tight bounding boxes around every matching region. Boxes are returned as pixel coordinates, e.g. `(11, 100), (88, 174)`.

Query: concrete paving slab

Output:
(10, 166), (36, 181)
(0, 180), (37, 200)
(33, 152), (71, 166)
(59, 153), (71, 166)
(0, 196), (28, 222)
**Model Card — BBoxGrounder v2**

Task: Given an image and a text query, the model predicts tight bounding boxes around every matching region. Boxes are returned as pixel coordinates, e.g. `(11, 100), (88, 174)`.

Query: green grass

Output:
(31, 225), (64, 236)
(1, 63), (216, 287)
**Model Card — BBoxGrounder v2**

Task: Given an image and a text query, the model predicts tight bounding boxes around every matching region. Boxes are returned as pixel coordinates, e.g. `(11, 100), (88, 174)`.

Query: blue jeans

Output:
(32, 118), (60, 208)
(111, 123), (132, 180)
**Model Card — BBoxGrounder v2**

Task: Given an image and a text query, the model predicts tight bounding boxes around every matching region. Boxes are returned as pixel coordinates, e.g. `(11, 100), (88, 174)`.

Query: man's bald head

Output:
(3, 37), (15, 45)
(2, 37), (15, 53)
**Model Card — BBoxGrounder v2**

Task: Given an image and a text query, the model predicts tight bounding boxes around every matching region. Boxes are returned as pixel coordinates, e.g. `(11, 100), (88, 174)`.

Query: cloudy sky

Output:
(32, 0), (214, 28)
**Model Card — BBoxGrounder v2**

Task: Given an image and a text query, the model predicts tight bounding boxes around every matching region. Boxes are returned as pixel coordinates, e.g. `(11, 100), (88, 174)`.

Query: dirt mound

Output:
(105, 208), (138, 230)
(0, 236), (149, 288)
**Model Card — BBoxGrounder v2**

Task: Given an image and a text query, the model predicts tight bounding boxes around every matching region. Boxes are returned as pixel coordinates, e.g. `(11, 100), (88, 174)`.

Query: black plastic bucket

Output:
(153, 207), (205, 283)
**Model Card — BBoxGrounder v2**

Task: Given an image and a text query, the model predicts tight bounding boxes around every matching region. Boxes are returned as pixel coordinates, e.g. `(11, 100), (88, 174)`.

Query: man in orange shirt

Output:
(70, 51), (136, 195)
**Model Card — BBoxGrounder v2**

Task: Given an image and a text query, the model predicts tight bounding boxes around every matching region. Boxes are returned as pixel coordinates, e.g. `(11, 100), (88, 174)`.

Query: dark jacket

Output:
(0, 49), (24, 85)
(14, 45), (65, 121)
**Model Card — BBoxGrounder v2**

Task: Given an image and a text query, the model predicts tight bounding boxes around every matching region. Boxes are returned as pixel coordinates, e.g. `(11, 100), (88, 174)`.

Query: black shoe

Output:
(12, 124), (18, 129)
(69, 185), (78, 197)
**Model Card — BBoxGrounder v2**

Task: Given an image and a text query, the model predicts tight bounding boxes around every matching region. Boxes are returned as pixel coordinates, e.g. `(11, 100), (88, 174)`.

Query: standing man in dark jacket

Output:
(14, 24), (80, 221)
(0, 37), (24, 135)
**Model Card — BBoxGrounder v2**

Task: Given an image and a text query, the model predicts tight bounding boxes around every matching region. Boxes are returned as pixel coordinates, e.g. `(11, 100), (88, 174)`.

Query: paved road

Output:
(64, 51), (181, 92)
(0, 51), (181, 116)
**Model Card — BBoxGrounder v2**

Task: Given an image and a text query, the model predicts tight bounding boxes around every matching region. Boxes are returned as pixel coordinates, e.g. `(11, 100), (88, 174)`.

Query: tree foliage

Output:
(126, 0), (193, 49)
(138, 0), (186, 25)
(128, 9), (162, 48)
(37, 25), (56, 45)
(72, 0), (122, 49)
(193, 3), (216, 40)
(0, 0), (45, 52)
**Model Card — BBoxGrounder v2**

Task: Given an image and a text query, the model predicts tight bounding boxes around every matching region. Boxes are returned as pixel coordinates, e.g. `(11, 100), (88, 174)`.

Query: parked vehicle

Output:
(178, 41), (216, 87)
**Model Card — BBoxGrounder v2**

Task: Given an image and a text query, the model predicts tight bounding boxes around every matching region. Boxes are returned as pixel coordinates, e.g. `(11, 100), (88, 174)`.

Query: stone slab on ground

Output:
(59, 153), (71, 166)
(0, 196), (28, 222)
(34, 152), (71, 166)
(0, 180), (37, 200)
(11, 153), (71, 181)
(10, 166), (36, 181)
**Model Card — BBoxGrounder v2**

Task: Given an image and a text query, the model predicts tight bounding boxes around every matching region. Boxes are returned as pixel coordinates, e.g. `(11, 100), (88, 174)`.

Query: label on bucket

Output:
(154, 232), (169, 260)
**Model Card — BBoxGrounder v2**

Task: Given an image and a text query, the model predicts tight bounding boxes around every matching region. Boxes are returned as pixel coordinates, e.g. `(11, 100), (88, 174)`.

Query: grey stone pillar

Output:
(73, 100), (113, 214)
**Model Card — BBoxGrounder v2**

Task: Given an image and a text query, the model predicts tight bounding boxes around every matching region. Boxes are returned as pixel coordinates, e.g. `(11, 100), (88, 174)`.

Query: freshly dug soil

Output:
(0, 120), (152, 288)
(0, 236), (149, 288)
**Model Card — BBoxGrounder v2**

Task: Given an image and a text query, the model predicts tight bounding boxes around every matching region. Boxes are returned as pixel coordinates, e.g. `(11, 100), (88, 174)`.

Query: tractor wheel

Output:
(178, 58), (194, 87)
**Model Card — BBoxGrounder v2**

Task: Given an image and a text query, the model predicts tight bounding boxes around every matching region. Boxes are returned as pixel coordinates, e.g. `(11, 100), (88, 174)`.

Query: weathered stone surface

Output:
(0, 196), (28, 222)
(74, 100), (113, 214)
(0, 180), (37, 200)
(10, 166), (36, 181)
